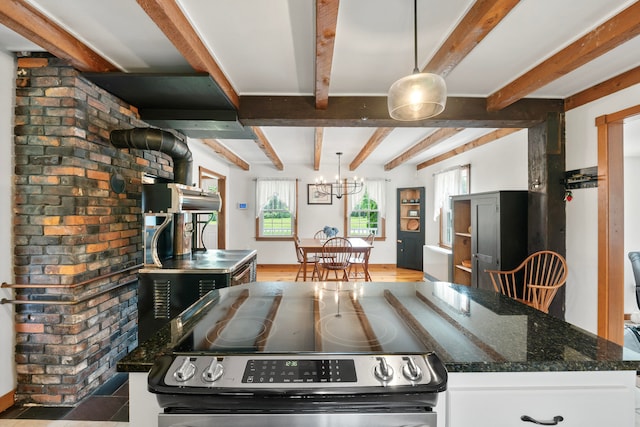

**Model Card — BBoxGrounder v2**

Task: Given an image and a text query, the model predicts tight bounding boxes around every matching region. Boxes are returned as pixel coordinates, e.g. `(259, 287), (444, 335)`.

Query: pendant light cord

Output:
(412, 0), (419, 73)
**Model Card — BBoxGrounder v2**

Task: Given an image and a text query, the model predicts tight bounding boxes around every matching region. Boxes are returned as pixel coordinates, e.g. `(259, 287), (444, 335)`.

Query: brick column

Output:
(12, 54), (174, 405)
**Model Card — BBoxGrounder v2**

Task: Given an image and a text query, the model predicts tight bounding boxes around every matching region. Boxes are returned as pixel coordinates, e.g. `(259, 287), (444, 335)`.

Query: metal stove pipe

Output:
(110, 128), (193, 185)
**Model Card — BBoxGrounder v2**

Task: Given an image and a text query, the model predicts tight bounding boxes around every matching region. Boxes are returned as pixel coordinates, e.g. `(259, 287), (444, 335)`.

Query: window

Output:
(347, 179), (386, 238)
(255, 178), (297, 239)
(434, 165), (470, 247)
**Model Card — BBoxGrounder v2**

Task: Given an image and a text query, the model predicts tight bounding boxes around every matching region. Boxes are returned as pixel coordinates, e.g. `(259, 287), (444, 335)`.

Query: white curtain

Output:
(350, 179), (386, 218)
(433, 168), (461, 220)
(255, 178), (297, 218)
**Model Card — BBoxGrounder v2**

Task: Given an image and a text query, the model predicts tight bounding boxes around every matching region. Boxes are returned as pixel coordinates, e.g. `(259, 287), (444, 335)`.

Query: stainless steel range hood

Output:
(143, 183), (221, 214)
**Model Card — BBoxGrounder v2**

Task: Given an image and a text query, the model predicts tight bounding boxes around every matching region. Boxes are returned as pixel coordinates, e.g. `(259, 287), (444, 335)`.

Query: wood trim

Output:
(250, 126), (284, 171)
(314, 127), (323, 171)
(136, 0), (239, 108)
(488, 1), (640, 111)
(565, 66), (640, 111)
(200, 139), (249, 171)
(349, 127), (393, 171)
(596, 112), (627, 345)
(0, 389), (14, 413)
(598, 105), (640, 126)
(417, 128), (521, 170)
(424, 0), (519, 77)
(384, 128), (463, 170)
(198, 166), (226, 249)
(315, 0), (339, 109)
(0, 1), (117, 72)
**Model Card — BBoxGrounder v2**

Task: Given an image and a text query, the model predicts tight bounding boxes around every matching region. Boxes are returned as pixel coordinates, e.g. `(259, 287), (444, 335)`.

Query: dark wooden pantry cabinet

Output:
(451, 191), (528, 290)
(397, 187), (425, 271)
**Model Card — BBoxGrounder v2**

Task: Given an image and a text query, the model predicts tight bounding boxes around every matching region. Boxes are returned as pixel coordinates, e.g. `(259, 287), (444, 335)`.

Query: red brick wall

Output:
(12, 54), (175, 405)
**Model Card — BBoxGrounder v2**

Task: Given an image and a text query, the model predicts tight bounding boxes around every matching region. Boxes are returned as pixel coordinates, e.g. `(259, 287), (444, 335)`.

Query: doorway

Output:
(596, 104), (640, 344)
(199, 166), (226, 250)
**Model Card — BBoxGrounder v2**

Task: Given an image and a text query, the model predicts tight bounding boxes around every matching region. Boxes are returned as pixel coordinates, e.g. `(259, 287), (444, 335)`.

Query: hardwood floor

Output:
(256, 264), (425, 282)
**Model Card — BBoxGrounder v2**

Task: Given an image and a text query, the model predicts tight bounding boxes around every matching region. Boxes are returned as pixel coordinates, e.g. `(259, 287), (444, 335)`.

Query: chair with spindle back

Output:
(348, 232), (375, 281)
(486, 250), (567, 314)
(318, 237), (352, 281)
(294, 235), (319, 281)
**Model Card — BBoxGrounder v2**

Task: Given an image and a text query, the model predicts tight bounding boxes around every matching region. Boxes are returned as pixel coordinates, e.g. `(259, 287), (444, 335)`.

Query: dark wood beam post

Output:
(527, 112), (566, 319)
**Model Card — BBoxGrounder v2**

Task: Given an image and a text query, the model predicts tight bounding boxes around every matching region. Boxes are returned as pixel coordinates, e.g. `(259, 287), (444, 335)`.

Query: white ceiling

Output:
(2, 0), (640, 169)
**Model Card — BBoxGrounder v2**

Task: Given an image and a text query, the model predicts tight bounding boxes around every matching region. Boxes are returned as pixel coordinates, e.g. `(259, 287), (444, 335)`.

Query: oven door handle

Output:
(231, 263), (252, 285)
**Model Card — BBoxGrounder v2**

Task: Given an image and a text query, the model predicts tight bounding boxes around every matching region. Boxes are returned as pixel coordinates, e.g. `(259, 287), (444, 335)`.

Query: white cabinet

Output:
(443, 371), (635, 427)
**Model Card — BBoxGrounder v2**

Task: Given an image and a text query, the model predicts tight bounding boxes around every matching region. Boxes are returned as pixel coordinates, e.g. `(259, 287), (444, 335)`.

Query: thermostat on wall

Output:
(237, 202), (248, 210)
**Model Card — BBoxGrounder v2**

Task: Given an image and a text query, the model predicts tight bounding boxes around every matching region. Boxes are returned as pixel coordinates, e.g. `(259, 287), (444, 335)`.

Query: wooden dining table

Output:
(297, 237), (373, 282)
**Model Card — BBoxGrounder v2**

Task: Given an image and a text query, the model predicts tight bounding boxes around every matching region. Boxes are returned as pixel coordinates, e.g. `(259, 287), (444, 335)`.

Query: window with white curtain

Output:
(433, 165), (470, 247)
(347, 179), (386, 238)
(255, 178), (297, 238)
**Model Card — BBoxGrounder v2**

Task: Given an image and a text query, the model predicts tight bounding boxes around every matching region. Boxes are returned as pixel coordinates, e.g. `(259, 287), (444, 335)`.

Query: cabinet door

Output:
(471, 196), (498, 290)
(397, 187), (425, 271)
(447, 385), (633, 427)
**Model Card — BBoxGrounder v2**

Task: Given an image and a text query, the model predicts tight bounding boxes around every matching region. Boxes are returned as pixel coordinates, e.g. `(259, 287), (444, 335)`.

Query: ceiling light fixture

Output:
(387, 0), (447, 121)
(315, 152), (364, 199)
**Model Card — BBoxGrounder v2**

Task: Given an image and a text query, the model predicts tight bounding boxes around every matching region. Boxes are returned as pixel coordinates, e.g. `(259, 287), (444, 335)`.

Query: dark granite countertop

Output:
(139, 249), (257, 274)
(117, 280), (640, 374)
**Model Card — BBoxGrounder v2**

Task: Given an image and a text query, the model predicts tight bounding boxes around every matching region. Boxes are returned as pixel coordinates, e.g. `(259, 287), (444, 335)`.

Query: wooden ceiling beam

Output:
(200, 139), (250, 171)
(384, 128), (464, 171)
(239, 96), (563, 128)
(424, 0), (519, 77)
(136, 0), (239, 109)
(349, 127), (393, 171)
(315, 0), (339, 109)
(565, 65), (640, 111)
(250, 126), (284, 171)
(416, 128), (521, 170)
(0, 0), (117, 72)
(314, 127), (323, 170)
(487, 1), (640, 111)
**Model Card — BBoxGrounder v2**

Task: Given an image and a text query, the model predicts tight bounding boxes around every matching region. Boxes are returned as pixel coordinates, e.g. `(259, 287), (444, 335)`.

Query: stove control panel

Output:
(163, 354), (436, 389)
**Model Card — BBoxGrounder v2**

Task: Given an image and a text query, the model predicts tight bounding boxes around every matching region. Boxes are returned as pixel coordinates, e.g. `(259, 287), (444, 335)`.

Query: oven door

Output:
(159, 411), (436, 427)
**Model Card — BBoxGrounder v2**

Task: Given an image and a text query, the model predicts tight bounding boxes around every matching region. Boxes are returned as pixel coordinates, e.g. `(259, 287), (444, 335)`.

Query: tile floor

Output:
(0, 373), (129, 427)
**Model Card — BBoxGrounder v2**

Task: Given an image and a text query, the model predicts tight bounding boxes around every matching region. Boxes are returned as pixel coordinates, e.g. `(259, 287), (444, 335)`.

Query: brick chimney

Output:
(12, 54), (176, 405)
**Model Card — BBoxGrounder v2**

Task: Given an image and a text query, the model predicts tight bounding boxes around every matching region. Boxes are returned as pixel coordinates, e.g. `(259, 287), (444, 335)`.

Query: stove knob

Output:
(374, 357), (394, 382)
(173, 357), (196, 382)
(402, 357), (422, 382)
(202, 359), (224, 383)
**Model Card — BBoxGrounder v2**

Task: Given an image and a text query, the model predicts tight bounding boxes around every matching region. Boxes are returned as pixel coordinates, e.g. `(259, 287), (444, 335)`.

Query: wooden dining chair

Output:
(486, 250), (567, 314)
(348, 232), (375, 281)
(318, 237), (352, 281)
(314, 229), (329, 240)
(294, 236), (319, 281)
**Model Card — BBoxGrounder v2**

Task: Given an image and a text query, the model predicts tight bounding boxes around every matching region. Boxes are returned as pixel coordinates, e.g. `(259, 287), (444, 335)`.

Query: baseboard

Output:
(0, 389), (14, 412)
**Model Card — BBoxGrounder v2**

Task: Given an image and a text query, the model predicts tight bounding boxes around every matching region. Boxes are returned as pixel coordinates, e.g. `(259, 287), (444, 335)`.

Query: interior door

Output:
(472, 196), (498, 290)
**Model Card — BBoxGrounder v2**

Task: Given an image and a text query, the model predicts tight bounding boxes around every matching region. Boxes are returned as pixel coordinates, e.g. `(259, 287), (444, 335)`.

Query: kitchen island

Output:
(119, 280), (640, 426)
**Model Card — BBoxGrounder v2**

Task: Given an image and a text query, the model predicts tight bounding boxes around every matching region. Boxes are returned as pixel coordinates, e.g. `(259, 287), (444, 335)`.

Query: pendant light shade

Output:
(388, 71), (446, 121)
(388, 0), (447, 121)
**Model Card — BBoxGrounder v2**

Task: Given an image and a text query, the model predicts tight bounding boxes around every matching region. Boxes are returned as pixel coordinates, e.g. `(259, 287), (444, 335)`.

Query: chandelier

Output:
(387, 0), (447, 121)
(315, 152), (364, 199)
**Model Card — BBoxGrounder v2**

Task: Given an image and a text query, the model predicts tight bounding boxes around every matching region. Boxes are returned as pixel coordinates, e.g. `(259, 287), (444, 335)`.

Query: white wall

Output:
(224, 162), (421, 265)
(417, 129), (529, 248)
(565, 84), (640, 333)
(0, 50), (16, 397)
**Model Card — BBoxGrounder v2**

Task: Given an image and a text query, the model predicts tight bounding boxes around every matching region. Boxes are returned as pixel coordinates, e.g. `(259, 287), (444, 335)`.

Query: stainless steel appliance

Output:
(143, 182), (222, 266)
(148, 282), (448, 426)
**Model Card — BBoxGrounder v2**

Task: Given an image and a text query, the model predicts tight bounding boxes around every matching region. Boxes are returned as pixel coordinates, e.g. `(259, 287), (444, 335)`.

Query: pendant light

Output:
(388, 0), (447, 121)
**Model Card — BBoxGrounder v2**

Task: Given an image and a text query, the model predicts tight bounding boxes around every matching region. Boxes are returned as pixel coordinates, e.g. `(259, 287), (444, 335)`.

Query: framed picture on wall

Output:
(307, 184), (332, 205)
